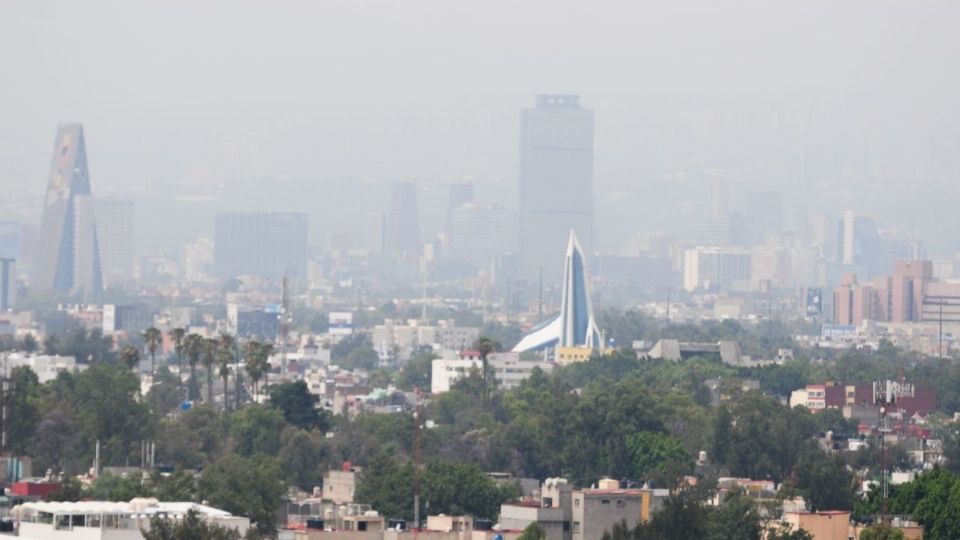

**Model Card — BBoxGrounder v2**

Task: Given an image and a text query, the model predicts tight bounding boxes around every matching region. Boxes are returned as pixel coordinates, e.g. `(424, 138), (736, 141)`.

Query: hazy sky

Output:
(2, 1), (959, 251)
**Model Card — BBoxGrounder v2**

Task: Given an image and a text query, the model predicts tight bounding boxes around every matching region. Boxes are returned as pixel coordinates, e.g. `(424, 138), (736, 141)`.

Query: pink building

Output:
(833, 260), (960, 325)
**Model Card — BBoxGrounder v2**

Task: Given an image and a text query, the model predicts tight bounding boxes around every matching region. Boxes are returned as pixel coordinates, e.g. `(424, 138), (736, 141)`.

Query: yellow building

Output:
(556, 347), (593, 365)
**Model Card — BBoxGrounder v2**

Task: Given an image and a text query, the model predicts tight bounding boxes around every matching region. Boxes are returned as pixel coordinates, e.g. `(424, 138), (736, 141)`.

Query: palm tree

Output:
(202, 337), (218, 405)
(143, 327), (162, 377)
(218, 334), (236, 411)
(119, 346), (140, 371)
(472, 336), (501, 407)
(218, 356), (231, 411)
(169, 327), (186, 397)
(183, 333), (203, 400)
(244, 341), (273, 399)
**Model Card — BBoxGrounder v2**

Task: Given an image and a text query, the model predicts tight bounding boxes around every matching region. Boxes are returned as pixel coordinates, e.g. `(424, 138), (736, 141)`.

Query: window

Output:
(573, 521), (580, 534)
(55, 515), (71, 530)
(563, 521), (570, 531)
(616, 500), (625, 508)
(601, 499), (611, 505)
(574, 499), (580, 507)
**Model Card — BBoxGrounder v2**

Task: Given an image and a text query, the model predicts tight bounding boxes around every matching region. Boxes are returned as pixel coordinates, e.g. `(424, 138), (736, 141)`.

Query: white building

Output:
(93, 198), (135, 287)
(14, 499), (250, 539)
(431, 352), (554, 394)
(0, 353), (86, 384)
(683, 246), (790, 292)
(372, 319), (479, 358)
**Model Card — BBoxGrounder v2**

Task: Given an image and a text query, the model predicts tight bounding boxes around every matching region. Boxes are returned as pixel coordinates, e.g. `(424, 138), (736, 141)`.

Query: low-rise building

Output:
(431, 353), (554, 394)
(13, 498), (250, 539)
(425, 515), (472, 533)
(500, 478), (573, 540)
(781, 511), (849, 540)
(571, 479), (663, 540)
(324, 466), (359, 505)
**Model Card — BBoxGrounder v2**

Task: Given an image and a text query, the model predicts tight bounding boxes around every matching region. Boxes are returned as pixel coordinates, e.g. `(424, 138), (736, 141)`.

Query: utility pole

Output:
(413, 389), (422, 533)
(0, 352), (9, 457)
(537, 267), (543, 324)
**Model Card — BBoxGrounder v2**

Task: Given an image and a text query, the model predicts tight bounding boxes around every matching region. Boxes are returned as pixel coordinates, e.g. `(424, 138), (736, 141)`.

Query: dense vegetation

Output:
(9, 312), (960, 537)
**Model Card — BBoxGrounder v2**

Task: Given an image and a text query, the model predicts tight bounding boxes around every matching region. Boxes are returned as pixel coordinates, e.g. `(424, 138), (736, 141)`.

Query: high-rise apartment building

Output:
(31, 124), (103, 298)
(214, 213), (307, 280)
(94, 198), (135, 286)
(837, 210), (885, 277)
(387, 182), (420, 258)
(519, 95), (594, 285)
(0, 259), (14, 312)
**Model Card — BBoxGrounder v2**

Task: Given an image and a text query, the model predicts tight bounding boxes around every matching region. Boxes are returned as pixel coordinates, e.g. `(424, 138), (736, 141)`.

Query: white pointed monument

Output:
(512, 231), (600, 352)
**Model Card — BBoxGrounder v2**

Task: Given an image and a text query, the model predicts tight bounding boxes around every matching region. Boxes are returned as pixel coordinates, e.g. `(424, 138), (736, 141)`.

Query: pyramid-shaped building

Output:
(32, 124), (102, 298)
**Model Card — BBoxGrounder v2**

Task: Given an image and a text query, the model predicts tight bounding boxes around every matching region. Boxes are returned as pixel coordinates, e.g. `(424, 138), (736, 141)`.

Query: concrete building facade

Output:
(519, 95), (594, 285)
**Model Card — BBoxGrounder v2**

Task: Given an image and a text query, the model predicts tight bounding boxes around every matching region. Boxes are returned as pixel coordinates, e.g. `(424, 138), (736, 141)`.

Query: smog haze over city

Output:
(4, 2), (960, 539)
(3, 1), (959, 253)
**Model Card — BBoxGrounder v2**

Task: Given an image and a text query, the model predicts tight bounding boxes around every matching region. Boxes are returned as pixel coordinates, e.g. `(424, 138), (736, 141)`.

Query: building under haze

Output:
(446, 181), (474, 228)
(387, 181), (420, 259)
(31, 124), (103, 299)
(519, 95), (594, 286)
(94, 197), (135, 287)
(0, 222), (20, 311)
(448, 202), (514, 269)
(214, 212), (307, 280)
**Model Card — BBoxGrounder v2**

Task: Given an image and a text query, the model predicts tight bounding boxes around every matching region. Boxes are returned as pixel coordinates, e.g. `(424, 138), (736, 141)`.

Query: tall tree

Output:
(217, 335), (236, 411)
(203, 338), (218, 405)
(268, 380), (327, 431)
(5, 366), (40, 455)
(471, 336), (501, 407)
(199, 454), (285, 536)
(143, 327), (162, 377)
(245, 341), (272, 398)
(169, 327), (186, 398)
(183, 333), (204, 400)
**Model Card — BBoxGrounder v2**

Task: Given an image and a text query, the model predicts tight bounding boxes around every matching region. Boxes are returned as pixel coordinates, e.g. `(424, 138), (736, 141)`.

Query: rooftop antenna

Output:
(873, 380), (914, 525)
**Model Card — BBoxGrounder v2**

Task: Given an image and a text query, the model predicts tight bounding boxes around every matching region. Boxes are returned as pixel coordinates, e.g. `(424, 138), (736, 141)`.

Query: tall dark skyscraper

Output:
(31, 124), (103, 298)
(387, 181), (420, 258)
(214, 212), (308, 280)
(519, 95), (594, 285)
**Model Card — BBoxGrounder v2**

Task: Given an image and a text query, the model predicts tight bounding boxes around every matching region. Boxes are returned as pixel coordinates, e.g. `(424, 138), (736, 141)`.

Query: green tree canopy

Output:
(199, 454), (285, 536)
(142, 509), (243, 540)
(268, 380), (328, 431)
